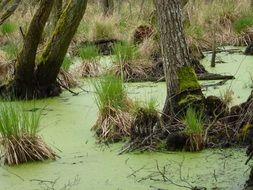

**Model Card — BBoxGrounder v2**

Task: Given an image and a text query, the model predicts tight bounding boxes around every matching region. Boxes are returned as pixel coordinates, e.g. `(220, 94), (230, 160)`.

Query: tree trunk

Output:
(51, 0), (63, 29)
(35, 0), (88, 91)
(12, 0), (54, 97)
(154, 0), (204, 120)
(101, 0), (114, 16)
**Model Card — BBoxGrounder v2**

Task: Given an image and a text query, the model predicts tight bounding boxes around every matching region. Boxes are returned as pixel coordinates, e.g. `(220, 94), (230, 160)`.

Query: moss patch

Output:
(177, 66), (200, 92)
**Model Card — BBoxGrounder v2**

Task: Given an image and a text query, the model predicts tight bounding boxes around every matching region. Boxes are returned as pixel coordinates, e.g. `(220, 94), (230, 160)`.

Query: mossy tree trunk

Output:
(154, 0), (204, 121)
(51, 0), (63, 29)
(35, 0), (88, 92)
(12, 0), (54, 97)
(101, 0), (114, 16)
(4, 0), (88, 99)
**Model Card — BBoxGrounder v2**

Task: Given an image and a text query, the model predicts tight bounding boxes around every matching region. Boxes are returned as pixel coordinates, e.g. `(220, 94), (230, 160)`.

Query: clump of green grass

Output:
(0, 103), (57, 165)
(78, 45), (101, 77)
(93, 21), (114, 40)
(92, 74), (133, 142)
(233, 15), (253, 34)
(78, 45), (100, 61)
(183, 107), (204, 152)
(0, 22), (16, 35)
(61, 56), (73, 71)
(93, 74), (128, 112)
(112, 42), (139, 63)
(2, 43), (18, 59)
(110, 41), (150, 81)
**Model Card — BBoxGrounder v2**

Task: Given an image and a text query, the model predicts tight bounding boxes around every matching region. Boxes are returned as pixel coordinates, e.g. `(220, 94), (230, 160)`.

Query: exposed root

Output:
(120, 108), (161, 154)
(1, 135), (58, 165)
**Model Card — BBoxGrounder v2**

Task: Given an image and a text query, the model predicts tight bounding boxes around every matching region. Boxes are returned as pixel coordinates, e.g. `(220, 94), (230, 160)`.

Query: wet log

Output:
(126, 73), (235, 83)
(197, 73), (235, 81)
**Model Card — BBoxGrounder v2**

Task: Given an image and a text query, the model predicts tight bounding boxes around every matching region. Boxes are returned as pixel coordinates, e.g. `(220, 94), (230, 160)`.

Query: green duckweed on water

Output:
(0, 75), (248, 190)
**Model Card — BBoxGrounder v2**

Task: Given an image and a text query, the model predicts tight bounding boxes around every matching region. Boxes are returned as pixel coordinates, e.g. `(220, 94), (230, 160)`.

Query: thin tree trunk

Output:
(13, 0), (54, 96)
(154, 0), (203, 120)
(35, 0), (88, 89)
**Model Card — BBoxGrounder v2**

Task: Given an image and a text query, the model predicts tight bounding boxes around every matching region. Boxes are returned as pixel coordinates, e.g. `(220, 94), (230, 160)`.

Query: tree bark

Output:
(13, 0), (54, 97)
(51, 0), (63, 29)
(154, 0), (204, 120)
(35, 0), (88, 89)
(101, 0), (114, 16)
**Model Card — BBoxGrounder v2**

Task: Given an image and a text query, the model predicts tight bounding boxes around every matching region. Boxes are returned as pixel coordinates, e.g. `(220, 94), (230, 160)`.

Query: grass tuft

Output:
(113, 42), (139, 63)
(0, 22), (16, 35)
(0, 103), (57, 165)
(2, 43), (18, 59)
(78, 45), (100, 61)
(61, 56), (73, 71)
(183, 107), (204, 151)
(91, 74), (133, 142)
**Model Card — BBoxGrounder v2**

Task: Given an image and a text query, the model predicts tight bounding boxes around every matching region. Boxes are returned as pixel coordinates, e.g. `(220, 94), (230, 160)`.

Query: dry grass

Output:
(1, 135), (57, 165)
(0, 103), (57, 165)
(185, 0), (253, 46)
(94, 108), (133, 142)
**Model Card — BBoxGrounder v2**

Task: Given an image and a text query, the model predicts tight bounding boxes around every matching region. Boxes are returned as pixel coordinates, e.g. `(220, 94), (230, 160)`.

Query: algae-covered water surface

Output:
(0, 50), (252, 190)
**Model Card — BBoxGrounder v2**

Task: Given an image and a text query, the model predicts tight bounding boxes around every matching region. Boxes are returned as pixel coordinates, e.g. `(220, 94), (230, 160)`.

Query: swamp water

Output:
(1, 49), (253, 190)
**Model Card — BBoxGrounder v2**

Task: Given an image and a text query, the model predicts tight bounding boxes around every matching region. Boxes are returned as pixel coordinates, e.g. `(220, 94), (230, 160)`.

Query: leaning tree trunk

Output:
(51, 0), (63, 29)
(35, 0), (88, 94)
(154, 0), (204, 121)
(12, 0), (54, 98)
(101, 0), (114, 16)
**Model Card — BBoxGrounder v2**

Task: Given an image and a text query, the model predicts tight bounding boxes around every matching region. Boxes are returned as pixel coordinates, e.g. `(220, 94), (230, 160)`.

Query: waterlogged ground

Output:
(201, 47), (253, 105)
(0, 49), (252, 190)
